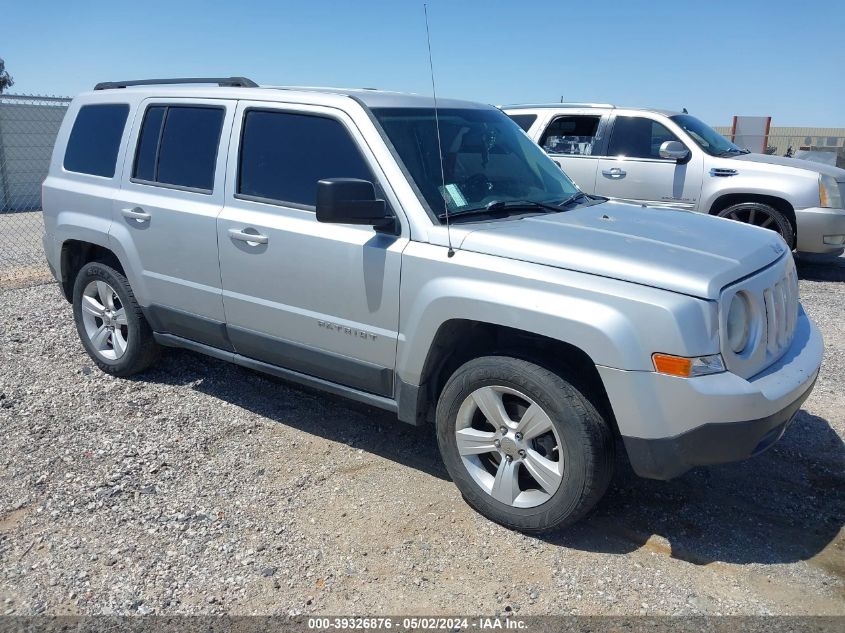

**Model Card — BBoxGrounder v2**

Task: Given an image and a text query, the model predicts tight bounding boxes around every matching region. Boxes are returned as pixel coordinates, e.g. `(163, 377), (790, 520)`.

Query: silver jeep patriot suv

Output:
(42, 78), (823, 532)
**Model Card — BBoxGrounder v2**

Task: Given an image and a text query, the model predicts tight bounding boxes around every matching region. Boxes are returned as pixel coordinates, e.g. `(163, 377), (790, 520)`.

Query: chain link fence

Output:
(0, 94), (71, 288)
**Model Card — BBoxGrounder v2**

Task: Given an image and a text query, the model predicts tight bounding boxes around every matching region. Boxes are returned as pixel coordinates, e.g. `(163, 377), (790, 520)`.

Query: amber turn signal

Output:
(652, 354), (692, 377)
(652, 353), (725, 378)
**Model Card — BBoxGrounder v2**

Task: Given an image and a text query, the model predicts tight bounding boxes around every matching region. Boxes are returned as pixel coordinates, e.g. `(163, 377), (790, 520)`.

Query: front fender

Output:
(700, 160), (819, 212)
(395, 243), (719, 384)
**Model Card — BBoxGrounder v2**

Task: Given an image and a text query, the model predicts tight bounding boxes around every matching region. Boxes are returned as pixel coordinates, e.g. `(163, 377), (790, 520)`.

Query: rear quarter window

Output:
(63, 104), (130, 177)
(507, 113), (537, 133)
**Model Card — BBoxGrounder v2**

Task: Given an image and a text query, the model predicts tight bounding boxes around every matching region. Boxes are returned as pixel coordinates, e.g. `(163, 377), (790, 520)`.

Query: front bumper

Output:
(795, 206), (845, 254)
(598, 308), (823, 480)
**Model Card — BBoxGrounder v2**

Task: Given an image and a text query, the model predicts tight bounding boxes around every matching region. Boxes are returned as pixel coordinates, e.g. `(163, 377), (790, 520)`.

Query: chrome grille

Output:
(720, 255), (800, 379)
(763, 261), (799, 357)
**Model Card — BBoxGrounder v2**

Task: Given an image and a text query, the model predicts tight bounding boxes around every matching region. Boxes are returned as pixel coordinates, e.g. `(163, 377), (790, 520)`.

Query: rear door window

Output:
(132, 105), (225, 192)
(132, 106), (165, 182)
(539, 115), (602, 156)
(237, 110), (372, 208)
(63, 104), (129, 177)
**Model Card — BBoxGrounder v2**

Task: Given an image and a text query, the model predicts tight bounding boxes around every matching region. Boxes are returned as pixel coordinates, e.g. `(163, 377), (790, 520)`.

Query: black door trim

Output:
(153, 332), (398, 414)
(144, 305), (396, 400)
(144, 304), (233, 351)
(226, 324), (394, 397)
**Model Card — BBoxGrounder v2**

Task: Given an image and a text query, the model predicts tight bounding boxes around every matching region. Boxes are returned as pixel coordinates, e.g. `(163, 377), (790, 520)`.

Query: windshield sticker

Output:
(439, 183), (468, 210)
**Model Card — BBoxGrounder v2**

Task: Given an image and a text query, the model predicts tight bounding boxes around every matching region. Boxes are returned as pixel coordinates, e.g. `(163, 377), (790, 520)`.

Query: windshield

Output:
(670, 114), (745, 156)
(372, 107), (579, 222)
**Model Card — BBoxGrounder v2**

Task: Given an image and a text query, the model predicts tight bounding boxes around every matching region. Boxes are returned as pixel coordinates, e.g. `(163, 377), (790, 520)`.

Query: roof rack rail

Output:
(94, 77), (258, 90)
(502, 102), (616, 110)
(558, 102), (615, 108)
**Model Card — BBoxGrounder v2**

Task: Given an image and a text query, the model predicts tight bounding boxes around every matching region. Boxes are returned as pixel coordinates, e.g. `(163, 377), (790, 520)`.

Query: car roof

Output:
(79, 83), (494, 111)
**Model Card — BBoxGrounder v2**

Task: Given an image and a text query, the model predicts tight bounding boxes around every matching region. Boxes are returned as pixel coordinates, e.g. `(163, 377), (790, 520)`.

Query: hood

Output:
(458, 201), (788, 299)
(731, 152), (845, 180)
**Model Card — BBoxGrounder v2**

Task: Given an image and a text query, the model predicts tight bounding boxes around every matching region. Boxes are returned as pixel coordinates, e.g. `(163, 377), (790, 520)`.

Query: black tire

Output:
(72, 261), (160, 377)
(435, 356), (614, 533)
(716, 202), (795, 248)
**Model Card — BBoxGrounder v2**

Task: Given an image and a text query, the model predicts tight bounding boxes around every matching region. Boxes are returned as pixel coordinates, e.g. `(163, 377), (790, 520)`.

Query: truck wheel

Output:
(435, 356), (614, 532)
(716, 202), (794, 248)
(72, 261), (160, 377)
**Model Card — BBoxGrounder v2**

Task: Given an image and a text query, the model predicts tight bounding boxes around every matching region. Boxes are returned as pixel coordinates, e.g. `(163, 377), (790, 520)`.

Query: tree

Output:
(0, 58), (14, 94)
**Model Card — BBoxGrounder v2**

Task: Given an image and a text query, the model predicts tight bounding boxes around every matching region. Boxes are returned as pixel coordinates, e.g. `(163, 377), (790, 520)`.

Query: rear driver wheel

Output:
(72, 261), (160, 377)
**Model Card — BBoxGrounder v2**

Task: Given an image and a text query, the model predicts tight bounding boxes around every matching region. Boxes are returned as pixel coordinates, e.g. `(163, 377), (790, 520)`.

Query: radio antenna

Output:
(424, 3), (455, 258)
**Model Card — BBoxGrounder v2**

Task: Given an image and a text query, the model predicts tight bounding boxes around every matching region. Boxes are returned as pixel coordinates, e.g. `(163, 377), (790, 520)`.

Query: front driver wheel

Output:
(436, 356), (614, 533)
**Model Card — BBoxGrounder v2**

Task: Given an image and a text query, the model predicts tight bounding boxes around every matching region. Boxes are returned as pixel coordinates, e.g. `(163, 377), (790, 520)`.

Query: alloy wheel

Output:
(80, 280), (129, 361)
(722, 206), (780, 233)
(454, 385), (564, 508)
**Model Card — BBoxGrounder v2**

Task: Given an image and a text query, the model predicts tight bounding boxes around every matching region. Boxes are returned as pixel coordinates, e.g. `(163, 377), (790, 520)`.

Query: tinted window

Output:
(130, 105), (224, 191)
(608, 116), (680, 159)
(540, 115), (601, 156)
(63, 104), (129, 177)
(238, 110), (372, 207)
(507, 114), (537, 133)
(670, 114), (740, 156)
(373, 107), (578, 223)
(132, 106), (166, 182)
(156, 107), (224, 190)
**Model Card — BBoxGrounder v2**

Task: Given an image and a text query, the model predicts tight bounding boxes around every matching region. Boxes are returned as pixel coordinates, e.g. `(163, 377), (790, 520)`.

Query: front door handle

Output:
(601, 168), (626, 178)
(228, 228), (269, 245)
(121, 207), (151, 222)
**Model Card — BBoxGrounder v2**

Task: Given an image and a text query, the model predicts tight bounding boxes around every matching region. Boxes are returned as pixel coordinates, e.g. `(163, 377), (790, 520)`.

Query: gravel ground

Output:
(0, 255), (843, 617)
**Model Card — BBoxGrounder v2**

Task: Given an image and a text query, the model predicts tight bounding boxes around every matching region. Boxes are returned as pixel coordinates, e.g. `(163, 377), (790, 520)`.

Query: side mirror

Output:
(659, 140), (691, 162)
(316, 178), (392, 228)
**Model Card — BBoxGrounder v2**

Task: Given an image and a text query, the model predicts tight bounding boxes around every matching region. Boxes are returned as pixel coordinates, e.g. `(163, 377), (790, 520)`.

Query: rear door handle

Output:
(121, 206), (151, 222)
(228, 228), (269, 245)
(601, 168), (626, 178)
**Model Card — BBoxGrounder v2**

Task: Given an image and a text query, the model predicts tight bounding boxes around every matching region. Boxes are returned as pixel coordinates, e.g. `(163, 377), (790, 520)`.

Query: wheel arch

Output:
(59, 239), (126, 302)
(708, 193), (797, 247)
(401, 319), (617, 435)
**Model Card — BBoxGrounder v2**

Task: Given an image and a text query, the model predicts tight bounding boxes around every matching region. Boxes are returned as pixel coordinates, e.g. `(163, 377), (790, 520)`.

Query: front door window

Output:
(607, 117), (680, 160)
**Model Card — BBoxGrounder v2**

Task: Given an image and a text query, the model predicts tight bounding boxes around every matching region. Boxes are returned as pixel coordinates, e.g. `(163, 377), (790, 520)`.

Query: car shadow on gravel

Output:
(545, 411), (845, 569)
(139, 349), (842, 569)
(135, 349), (449, 481)
(796, 253), (845, 282)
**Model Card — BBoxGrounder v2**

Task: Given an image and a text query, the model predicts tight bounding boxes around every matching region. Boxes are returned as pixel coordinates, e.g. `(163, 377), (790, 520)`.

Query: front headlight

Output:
(726, 293), (751, 354)
(819, 174), (843, 209)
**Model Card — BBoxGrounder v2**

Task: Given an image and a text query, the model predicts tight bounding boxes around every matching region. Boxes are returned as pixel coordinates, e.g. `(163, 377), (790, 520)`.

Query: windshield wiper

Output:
(437, 199), (563, 220)
(719, 147), (751, 156)
(485, 199), (566, 213)
(555, 191), (592, 207)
